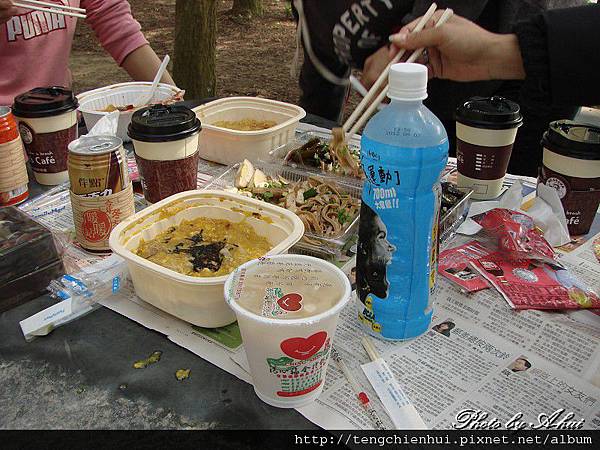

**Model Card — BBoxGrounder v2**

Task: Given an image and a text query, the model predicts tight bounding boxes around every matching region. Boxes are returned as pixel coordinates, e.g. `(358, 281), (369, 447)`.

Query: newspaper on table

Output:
(18, 123), (600, 430)
(95, 240), (600, 430)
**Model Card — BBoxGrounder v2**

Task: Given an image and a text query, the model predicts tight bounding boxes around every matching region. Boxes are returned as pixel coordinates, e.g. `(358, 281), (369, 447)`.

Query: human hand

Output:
(361, 45), (391, 91)
(389, 10), (525, 81)
(0, 0), (17, 25)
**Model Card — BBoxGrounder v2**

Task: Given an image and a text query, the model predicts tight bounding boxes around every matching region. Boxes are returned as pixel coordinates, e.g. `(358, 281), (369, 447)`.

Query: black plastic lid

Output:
(12, 86), (78, 118)
(455, 96), (523, 130)
(541, 120), (600, 160)
(128, 104), (201, 143)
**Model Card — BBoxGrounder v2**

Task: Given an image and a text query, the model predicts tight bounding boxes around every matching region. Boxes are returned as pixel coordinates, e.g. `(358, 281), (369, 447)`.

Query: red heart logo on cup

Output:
(280, 331), (328, 361)
(277, 293), (303, 312)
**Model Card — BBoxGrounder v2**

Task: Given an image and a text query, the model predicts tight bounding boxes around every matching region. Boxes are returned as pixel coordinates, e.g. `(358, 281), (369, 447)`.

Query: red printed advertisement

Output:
(438, 241), (492, 293)
(472, 252), (600, 310)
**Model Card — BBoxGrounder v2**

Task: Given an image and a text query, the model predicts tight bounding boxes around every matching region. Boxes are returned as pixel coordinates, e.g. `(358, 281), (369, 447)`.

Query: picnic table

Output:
(0, 113), (336, 430)
(3, 112), (599, 432)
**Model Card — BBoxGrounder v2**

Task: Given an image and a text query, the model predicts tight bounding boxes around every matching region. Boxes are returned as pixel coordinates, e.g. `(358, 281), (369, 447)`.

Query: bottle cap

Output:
(387, 63), (427, 101)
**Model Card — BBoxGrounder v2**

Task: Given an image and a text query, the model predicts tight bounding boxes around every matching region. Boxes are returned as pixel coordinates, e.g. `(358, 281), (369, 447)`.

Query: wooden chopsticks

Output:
(14, 0), (87, 19)
(343, 5), (454, 137)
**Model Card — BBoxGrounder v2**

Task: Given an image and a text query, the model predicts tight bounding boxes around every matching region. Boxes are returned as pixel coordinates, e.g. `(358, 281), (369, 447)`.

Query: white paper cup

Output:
(13, 87), (79, 185)
(455, 96), (522, 200)
(224, 255), (351, 408)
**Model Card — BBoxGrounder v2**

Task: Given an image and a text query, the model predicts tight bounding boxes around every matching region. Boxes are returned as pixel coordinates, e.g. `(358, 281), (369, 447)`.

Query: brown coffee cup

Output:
(128, 104), (201, 203)
(12, 87), (79, 185)
(538, 120), (600, 236)
(455, 96), (523, 200)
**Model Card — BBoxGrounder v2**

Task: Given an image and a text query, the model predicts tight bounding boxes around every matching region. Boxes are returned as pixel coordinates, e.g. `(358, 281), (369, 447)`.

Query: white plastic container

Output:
(109, 190), (305, 328)
(224, 255), (351, 408)
(193, 97), (306, 165)
(77, 82), (183, 142)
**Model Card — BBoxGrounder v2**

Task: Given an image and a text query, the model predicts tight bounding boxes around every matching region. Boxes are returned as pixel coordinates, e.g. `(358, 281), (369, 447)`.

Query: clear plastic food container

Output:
(204, 162), (361, 261)
(439, 184), (473, 244)
(268, 131), (363, 187)
(109, 190), (304, 328)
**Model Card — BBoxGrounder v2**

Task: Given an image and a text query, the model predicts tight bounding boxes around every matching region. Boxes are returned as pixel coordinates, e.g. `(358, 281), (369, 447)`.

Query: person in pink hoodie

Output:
(0, 0), (174, 106)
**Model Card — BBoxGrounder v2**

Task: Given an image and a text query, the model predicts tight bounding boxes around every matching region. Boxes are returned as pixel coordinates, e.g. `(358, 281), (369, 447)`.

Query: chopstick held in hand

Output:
(342, 2), (438, 136)
(346, 8), (454, 138)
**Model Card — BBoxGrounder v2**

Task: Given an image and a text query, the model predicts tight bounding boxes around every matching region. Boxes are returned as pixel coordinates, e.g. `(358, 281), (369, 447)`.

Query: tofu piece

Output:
(235, 159), (254, 188)
(252, 169), (269, 188)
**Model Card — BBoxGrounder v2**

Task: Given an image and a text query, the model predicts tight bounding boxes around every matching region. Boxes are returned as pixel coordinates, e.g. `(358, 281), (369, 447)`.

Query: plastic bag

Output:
(86, 110), (120, 136)
(47, 254), (130, 314)
(472, 208), (557, 263)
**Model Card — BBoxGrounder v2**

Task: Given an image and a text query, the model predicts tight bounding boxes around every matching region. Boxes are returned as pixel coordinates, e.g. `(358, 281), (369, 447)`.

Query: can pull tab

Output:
(89, 142), (114, 153)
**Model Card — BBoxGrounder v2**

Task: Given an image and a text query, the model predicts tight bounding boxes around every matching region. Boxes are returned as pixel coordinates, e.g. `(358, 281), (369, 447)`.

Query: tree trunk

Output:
(232, 0), (263, 17)
(174, 0), (217, 99)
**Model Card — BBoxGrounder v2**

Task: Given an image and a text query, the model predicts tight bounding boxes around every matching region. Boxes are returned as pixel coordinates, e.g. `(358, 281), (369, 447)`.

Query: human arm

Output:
(361, 1), (491, 90)
(389, 11), (525, 82)
(0, 0), (17, 24)
(121, 44), (175, 85)
(390, 5), (600, 106)
(81, 0), (174, 84)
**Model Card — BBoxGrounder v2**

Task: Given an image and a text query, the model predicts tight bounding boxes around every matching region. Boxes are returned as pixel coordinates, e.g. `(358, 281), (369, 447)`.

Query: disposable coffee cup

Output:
(128, 104), (201, 203)
(12, 87), (78, 185)
(455, 96), (523, 200)
(539, 120), (600, 236)
(224, 255), (351, 408)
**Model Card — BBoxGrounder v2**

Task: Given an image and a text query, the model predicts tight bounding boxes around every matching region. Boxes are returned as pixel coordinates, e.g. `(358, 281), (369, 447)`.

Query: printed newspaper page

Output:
(294, 247), (600, 430)
(95, 235), (600, 431)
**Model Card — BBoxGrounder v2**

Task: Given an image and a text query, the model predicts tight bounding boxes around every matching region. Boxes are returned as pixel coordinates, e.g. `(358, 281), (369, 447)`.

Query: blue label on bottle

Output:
(356, 136), (447, 340)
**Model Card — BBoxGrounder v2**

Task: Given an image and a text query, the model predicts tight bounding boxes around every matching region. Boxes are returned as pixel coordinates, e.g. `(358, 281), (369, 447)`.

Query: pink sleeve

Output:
(81, 0), (149, 65)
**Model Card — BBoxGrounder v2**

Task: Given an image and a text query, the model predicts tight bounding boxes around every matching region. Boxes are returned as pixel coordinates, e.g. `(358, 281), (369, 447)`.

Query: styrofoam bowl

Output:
(193, 97), (306, 165)
(109, 190), (305, 328)
(77, 82), (183, 142)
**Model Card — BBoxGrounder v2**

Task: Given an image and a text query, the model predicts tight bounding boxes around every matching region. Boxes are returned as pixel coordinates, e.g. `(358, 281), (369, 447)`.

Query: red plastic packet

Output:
(438, 241), (492, 293)
(472, 208), (556, 262)
(472, 252), (600, 310)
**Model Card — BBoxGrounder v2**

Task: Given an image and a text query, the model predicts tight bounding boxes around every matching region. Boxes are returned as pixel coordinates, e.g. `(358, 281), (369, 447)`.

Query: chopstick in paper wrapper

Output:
(360, 337), (427, 429)
(330, 347), (387, 430)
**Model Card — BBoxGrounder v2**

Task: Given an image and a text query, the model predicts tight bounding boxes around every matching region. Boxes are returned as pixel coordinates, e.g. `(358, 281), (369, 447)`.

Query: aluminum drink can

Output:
(67, 136), (129, 197)
(0, 106), (29, 206)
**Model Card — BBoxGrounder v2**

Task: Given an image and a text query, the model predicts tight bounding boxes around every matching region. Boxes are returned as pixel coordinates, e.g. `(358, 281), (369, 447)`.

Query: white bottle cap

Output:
(387, 63), (428, 101)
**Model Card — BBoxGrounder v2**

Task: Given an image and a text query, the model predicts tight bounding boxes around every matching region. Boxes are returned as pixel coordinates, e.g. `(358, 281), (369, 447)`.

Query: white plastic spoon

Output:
(134, 54), (170, 108)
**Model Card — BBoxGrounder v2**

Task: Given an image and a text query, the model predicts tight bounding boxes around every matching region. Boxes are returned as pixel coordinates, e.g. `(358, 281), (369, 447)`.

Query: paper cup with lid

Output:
(539, 120), (600, 236)
(128, 104), (201, 203)
(12, 86), (79, 185)
(455, 96), (523, 200)
(224, 254), (351, 408)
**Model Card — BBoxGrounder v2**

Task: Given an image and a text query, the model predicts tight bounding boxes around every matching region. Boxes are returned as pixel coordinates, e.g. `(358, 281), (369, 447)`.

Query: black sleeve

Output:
(515, 4), (600, 107)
